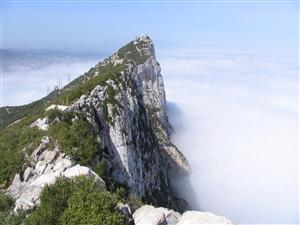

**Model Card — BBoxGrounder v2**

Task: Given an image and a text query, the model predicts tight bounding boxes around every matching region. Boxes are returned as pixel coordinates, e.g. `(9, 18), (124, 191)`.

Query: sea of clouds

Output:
(158, 49), (299, 224)
(2, 50), (102, 106)
(3, 49), (298, 224)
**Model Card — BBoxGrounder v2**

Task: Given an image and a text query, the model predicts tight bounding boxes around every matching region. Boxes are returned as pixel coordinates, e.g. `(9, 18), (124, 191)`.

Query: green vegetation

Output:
(45, 108), (74, 124)
(93, 157), (108, 178)
(126, 193), (143, 212)
(0, 192), (27, 225)
(47, 110), (100, 166)
(117, 41), (148, 65)
(57, 63), (124, 105)
(102, 85), (122, 125)
(0, 89), (62, 131)
(25, 177), (76, 225)
(60, 187), (123, 225)
(0, 124), (45, 188)
(26, 176), (125, 225)
(0, 192), (14, 212)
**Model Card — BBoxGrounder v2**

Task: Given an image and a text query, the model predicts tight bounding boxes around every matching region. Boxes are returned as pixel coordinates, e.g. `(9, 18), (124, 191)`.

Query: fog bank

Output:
(2, 50), (102, 106)
(159, 49), (299, 224)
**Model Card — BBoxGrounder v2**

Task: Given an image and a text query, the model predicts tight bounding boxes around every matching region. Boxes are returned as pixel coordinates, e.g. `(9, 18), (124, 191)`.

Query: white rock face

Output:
(30, 117), (49, 130)
(45, 104), (68, 111)
(71, 36), (190, 207)
(133, 205), (169, 225)
(133, 205), (234, 225)
(7, 137), (105, 212)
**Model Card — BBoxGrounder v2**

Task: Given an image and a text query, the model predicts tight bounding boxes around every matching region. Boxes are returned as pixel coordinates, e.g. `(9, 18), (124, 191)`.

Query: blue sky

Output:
(2, 1), (298, 54)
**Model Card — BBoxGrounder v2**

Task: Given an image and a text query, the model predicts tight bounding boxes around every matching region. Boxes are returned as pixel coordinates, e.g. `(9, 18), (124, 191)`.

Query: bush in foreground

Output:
(26, 176), (125, 225)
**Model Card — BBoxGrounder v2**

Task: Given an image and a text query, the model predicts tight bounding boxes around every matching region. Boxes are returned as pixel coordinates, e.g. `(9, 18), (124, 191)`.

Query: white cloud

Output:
(3, 57), (99, 106)
(159, 49), (299, 224)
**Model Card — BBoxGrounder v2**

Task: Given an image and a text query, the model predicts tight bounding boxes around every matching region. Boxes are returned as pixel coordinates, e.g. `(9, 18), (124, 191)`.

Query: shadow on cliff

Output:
(166, 101), (201, 211)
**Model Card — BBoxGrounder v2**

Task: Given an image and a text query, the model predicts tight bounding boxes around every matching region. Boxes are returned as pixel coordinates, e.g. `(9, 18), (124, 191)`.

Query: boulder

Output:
(30, 117), (49, 131)
(177, 211), (234, 225)
(63, 164), (106, 190)
(133, 205), (169, 225)
(133, 205), (234, 225)
(45, 104), (68, 112)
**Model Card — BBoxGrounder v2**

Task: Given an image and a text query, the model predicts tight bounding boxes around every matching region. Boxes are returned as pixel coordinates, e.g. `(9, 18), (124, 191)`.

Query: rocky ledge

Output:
(7, 136), (105, 212)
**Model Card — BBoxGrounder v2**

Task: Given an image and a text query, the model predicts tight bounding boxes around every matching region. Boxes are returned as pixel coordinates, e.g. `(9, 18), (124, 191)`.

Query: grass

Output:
(117, 41), (149, 65)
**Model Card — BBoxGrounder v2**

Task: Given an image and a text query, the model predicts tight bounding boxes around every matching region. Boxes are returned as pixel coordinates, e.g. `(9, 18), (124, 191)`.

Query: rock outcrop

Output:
(30, 117), (49, 131)
(133, 205), (234, 225)
(177, 211), (233, 225)
(133, 205), (181, 225)
(7, 136), (105, 211)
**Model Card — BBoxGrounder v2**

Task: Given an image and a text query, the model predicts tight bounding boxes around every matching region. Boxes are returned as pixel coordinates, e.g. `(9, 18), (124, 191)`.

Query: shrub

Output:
(0, 193), (27, 225)
(26, 177), (74, 225)
(117, 41), (148, 65)
(26, 176), (124, 225)
(1, 210), (27, 225)
(126, 193), (143, 212)
(48, 113), (99, 166)
(0, 126), (44, 187)
(57, 63), (124, 105)
(93, 158), (108, 178)
(60, 189), (124, 225)
(0, 192), (14, 212)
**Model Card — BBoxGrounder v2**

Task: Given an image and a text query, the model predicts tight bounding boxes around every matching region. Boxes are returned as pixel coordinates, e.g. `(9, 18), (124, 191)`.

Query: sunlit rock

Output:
(30, 117), (49, 130)
(177, 211), (234, 225)
(45, 104), (68, 111)
(7, 137), (105, 212)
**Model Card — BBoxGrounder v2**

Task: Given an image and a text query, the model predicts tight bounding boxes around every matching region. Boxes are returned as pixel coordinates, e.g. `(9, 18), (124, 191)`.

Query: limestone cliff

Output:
(70, 35), (190, 206)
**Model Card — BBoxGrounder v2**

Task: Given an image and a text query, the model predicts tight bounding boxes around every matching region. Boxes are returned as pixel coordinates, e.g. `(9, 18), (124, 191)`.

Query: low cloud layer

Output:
(2, 50), (102, 106)
(158, 49), (299, 224)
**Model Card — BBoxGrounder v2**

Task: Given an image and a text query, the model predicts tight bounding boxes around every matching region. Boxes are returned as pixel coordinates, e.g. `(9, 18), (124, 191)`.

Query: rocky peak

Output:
(133, 34), (156, 59)
(69, 36), (190, 209)
(95, 34), (155, 70)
